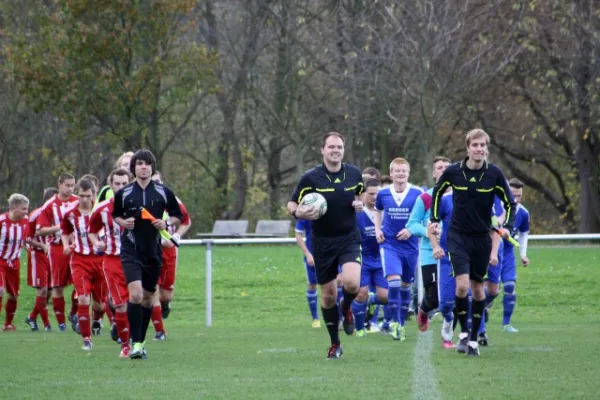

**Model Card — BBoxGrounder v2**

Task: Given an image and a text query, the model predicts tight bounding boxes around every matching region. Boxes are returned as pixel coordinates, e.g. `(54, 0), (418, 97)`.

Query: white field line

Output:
(412, 330), (442, 400)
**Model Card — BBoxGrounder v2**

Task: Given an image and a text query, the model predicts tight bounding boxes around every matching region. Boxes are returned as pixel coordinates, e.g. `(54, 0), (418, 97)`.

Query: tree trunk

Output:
(576, 138), (600, 232)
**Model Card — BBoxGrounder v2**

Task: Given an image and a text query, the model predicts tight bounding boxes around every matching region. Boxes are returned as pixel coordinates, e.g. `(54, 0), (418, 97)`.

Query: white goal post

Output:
(180, 234), (600, 327)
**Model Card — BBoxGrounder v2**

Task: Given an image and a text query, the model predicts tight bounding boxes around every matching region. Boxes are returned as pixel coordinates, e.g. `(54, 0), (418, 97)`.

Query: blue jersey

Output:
(357, 209), (379, 259)
(438, 192), (454, 252)
(406, 189), (435, 266)
(295, 219), (313, 252)
(375, 185), (423, 254)
(505, 204), (530, 249)
(491, 195), (504, 225)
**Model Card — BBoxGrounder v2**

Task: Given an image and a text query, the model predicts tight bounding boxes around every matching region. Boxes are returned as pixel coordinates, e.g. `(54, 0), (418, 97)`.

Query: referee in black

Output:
(112, 149), (183, 360)
(288, 132), (364, 359)
(429, 129), (516, 356)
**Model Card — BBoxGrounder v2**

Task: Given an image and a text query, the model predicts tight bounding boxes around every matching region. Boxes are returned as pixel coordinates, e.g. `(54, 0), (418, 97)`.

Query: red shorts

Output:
(0, 259), (20, 296)
(50, 244), (73, 288)
(102, 255), (129, 307)
(159, 248), (178, 290)
(70, 253), (106, 303)
(28, 249), (51, 288)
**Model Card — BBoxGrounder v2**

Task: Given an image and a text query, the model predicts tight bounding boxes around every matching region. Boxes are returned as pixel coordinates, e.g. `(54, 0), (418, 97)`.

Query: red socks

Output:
(104, 303), (114, 324)
(70, 290), (79, 317)
(151, 305), (164, 334)
(53, 296), (66, 325)
(77, 304), (91, 338)
(5, 299), (17, 326)
(115, 311), (130, 345)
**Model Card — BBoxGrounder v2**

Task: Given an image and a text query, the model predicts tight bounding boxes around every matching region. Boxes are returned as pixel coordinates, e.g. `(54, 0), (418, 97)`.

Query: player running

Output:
(61, 179), (107, 351)
(294, 218), (321, 327)
(24, 188), (58, 331)
(351, 178), (388, 338)
(406, 156), (450, 332)
(37, 173), (79, 332)
(149, 171), (191, 341)
(89, 168), (133, 357)
(374, 157), (423, 341)
(0, 194), (30, 331)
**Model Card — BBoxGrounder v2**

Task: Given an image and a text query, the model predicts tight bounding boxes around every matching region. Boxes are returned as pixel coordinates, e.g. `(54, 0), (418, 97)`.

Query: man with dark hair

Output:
(61, 179), (106, 351)
(362, 167), (381, 181)
(112, 149), (183, 359)
(37, 173), (78, 332)
(498, 178), (530, 332)
(430, 129), (516, 356)
(287, 132), (364, 359)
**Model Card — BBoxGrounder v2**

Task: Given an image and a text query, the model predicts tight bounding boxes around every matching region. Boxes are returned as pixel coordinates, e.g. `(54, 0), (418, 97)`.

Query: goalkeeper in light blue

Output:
(351, 179), (388, 338)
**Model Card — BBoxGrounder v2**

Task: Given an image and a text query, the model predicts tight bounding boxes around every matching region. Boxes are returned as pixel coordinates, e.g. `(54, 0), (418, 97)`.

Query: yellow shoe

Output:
(312, 319), (321, 328)
(356, 329), (366, 338)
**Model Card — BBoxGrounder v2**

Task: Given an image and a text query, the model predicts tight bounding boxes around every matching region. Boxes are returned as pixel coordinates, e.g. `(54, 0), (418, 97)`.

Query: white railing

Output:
(180, 233), (600, 327)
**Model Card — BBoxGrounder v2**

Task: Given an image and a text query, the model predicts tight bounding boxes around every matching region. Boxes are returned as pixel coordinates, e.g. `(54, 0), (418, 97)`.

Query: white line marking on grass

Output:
(257, 347), (297, 354)
(412, 331), (441, 400)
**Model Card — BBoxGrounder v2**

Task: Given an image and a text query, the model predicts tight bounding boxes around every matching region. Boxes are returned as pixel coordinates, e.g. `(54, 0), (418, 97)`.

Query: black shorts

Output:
(312, 229), (362, 285)
(421, 264), (437, 288)
(120, 246), (162, 293)
(447, 231), (491, 283)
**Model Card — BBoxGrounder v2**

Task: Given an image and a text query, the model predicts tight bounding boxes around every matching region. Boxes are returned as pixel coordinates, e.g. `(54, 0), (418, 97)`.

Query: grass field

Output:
(1, 246), (599, 399)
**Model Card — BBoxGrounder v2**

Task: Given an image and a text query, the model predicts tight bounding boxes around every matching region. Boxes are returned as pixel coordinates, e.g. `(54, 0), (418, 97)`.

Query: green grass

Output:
(1, 246), (599, 399)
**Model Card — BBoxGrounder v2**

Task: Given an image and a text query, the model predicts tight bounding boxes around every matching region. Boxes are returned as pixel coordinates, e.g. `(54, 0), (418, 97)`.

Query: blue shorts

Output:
(501, 245), (517, 282)
(360, 256), (388, 289)
(380, 245), (418, 284)
(304, 258), (318, 285)
(486, 241), (504, 284)
(438, 258), (456, 303)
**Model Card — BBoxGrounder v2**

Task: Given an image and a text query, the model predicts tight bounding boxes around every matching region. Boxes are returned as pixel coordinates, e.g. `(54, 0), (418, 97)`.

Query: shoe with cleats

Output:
(326, 344), (343, 359)
(478, 332), (489, 346)
(25, 316), (39, 331)
(311, 319), (321, 328)
(467, 341), (480, 356)
(119, 345), (131, 358)
(1, 324), (16, 331)
(82, 337), (93, 351)
(456, 333), (469, 353)
(154, 331), (167, 341)
(130, 342), (145, 360)
(503, 324), (519, 333)
(92, 320), (103, 336)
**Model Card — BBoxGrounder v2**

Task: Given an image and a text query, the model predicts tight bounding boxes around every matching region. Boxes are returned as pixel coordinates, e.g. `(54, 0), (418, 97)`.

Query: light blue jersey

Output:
(406, 189), (435, 266)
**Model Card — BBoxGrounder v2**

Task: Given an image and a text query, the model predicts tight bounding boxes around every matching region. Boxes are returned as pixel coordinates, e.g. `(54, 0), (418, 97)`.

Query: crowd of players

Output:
(291, 130), (531, 357)
(0, 151), (191, 358)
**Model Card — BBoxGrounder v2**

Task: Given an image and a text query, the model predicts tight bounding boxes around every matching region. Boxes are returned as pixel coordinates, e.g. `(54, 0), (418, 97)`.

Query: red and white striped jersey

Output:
(61, 202), (97, 255)
(0, 212), (29, 262)
(88, 199), (122, 256)
(162, 197), (191, 256)
(168, 197), (191, 235)
(37, 194), (78, 244)
(28, 207), (47, 251)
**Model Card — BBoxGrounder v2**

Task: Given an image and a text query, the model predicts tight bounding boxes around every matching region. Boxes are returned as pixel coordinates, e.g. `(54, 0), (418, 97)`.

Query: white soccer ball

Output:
(300, 192), (328, 218)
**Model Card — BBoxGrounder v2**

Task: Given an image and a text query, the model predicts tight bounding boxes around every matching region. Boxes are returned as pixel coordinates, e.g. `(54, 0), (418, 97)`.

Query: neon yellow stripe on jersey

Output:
(432, 181), (451, 219)
(316, 188), (334, 192)
(495, 185), (513, 224)
(345, 185), (357, 191)
(452, 185), (468, 190)
(476, 187), (494, 193)
(298, 187), (312, 202)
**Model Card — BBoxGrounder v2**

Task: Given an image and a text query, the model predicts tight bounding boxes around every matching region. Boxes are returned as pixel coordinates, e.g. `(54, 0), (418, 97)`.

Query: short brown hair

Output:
(77, 178), (96, 194)
(509, 178), (524, 189)
(43, 187), (59, 202)
(362, 167), (381, 180)
(465, 129), (490, 147)
(433, 156), (451, 164)
(380, 175), (393, 185)
(389, 157), (410, 172)
(108, 168), (132, 184)
(80, 174), (99, 191)
(58, 173), (75, 184)
(364, 178), (380, 189)
(8, 193), (29, 208)
(321, 132), (345, 147)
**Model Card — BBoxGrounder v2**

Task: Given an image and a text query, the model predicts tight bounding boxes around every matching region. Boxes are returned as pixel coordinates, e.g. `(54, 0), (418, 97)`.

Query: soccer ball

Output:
(300, 192), (328, 218)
